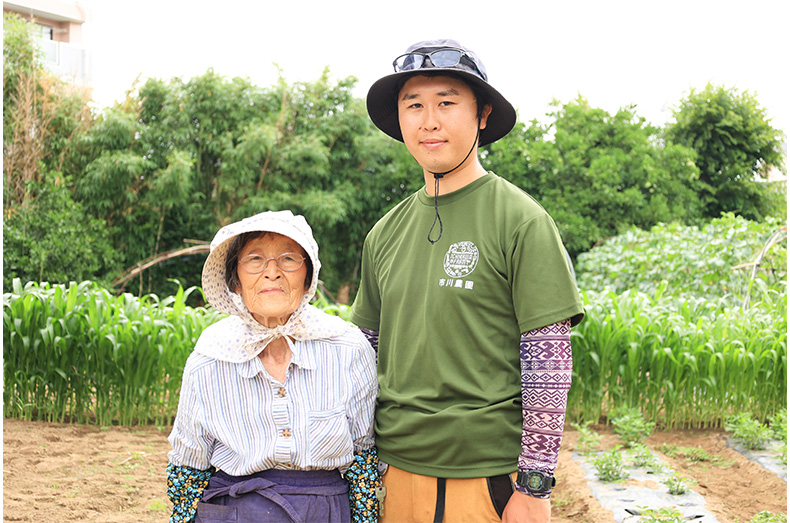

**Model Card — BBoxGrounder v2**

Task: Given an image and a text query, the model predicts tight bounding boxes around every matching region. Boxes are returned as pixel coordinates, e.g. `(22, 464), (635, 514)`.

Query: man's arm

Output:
(503, 318), (573, 523)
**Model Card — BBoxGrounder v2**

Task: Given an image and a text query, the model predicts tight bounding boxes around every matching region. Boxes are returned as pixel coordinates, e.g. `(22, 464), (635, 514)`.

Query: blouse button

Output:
(277, 387), (287, 397)
(282, 428), (292, 438)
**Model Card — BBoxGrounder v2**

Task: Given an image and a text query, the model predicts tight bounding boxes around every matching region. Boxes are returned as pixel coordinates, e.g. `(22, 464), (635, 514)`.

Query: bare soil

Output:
(3, 418), (786, 522)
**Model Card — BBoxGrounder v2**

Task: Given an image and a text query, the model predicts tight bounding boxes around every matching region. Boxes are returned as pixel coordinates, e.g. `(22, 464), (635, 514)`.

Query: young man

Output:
(350, 39), (585, 523)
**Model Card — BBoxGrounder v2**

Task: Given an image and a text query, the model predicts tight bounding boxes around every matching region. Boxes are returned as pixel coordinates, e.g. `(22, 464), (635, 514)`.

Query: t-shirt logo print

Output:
(443, 241), (479, 278)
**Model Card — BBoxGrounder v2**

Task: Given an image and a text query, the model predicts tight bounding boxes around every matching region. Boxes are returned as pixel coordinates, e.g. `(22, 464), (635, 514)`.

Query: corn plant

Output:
(3, 279), (225, 425)
(569, 287), (786, 428)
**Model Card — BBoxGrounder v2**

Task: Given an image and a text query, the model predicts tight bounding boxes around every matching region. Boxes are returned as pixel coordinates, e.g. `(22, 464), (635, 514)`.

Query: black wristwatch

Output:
(516, 470), (556, 494)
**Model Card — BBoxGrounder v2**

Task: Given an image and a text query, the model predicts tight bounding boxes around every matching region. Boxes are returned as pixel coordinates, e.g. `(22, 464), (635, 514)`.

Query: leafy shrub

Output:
(661, 472), (696, 495)
(769, 408), (787, 442)
(571, 421), (602, 454)
(3, 178), (120, 291)
(611, 407), (655, 447)
(635, 506), (686, 523)
(725, 412), (773, 450)
(575, 213), (786, 306)
(591, 446), (629, 482)
(748, 512), (788, 523)
(629, 444), (663, 472)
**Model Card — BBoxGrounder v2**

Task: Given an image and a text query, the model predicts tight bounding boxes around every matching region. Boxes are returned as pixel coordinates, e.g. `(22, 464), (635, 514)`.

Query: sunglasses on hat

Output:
(392, 48), (485, 79)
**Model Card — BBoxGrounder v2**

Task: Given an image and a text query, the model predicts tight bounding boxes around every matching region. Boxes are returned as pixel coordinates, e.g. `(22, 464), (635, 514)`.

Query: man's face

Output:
(397, 75), (491, 174)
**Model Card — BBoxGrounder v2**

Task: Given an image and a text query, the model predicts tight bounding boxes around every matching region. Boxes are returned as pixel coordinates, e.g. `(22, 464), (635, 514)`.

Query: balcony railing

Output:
(39, 38), (90, 85)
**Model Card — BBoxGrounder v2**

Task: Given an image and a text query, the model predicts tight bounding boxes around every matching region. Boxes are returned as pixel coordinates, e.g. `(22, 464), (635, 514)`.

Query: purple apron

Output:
(195, 469), (350, 523)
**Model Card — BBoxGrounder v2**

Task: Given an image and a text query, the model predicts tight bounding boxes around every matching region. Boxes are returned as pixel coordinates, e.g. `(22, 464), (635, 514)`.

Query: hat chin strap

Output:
(426, 120), (482, 245)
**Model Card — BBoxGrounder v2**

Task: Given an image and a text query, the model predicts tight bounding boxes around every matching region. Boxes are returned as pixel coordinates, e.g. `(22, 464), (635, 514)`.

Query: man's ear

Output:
(479, 104), (493, 130)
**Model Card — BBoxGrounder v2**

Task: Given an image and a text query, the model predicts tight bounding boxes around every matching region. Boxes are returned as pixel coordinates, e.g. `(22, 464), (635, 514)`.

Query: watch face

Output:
(527, 473), (544, 490)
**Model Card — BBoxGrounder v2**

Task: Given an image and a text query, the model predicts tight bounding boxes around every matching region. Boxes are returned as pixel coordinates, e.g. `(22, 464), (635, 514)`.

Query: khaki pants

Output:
(380, 465), (516, 523)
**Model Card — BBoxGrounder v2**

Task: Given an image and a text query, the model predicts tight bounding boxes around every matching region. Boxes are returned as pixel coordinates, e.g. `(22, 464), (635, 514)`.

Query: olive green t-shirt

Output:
(350, 173), (584, 478)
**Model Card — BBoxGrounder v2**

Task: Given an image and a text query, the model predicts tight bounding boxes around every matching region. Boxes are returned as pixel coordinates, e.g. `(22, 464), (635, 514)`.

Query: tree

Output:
(3, 13), (92, 208)
(665, 83), (786, 221)
(3, 177), (120, 290)
(64, 68), (410, 300)
(483, 96), (701, 257)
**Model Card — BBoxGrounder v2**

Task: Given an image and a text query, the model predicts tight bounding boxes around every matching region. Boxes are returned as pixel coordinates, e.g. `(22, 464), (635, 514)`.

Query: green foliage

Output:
(636, 506), (686, 523)
(3, 13), (93, 207)
(3, 12), (39, 135)
(725, 412), (773, 450)
(656, 444), (733, 468)
(768, 408), (787, 442)
(661, 472), (696, 495)
(590, 446), (629, 482)
(571, 213), (787, 427)
(576, 214), (787, 305)
(2, 279), (360, 425)
(3, 178), (120, 290)
(61, 68), (413, 299)
(610, 407), (655, 447)
(748, 512), (788, 523)
(569, 287), (786, 427)
(3, 279), (225, 425)
(571, 421), (602, 454)
(665, 82), (786, 221)
(484, 96), (701, 257)
(629, 444), (663, 472)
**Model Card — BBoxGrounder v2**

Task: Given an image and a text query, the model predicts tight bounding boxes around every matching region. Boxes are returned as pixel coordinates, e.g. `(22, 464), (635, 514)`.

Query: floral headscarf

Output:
(195, 210), (350, 363)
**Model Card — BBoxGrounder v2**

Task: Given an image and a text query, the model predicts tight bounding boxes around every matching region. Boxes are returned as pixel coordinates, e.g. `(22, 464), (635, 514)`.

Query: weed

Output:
(591, 446), (629, 482)
(147, 499), (169, 512)
(657, 443), (731, 466)
(551, 493), (576, 509)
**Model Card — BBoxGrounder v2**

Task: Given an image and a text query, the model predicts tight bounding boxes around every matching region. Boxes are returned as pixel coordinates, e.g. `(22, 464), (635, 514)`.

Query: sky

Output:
(82, 0), (789, 139)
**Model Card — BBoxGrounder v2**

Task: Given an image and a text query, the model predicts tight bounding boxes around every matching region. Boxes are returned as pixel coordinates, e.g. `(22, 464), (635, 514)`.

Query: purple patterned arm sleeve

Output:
(516, 318), (572, 498)
(359, 328), (379, 355)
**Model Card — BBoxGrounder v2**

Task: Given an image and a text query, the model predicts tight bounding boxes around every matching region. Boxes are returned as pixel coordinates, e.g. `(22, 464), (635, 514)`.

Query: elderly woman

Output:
(166, 211), (380, 523)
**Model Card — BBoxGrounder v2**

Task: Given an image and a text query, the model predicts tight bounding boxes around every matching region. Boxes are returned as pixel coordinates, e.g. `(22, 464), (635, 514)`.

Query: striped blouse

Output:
(167, 329), (377, 476)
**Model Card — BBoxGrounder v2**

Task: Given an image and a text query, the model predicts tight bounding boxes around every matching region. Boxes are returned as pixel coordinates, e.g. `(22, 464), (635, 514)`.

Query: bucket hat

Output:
(366, 38), (517, 147)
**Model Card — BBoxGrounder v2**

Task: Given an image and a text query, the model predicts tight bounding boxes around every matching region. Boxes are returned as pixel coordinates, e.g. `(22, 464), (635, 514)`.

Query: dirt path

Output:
(3, 418), (786, 522)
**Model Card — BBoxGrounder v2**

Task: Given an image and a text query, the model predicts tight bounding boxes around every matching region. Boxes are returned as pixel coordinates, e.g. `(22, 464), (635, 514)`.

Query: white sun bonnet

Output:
(195, 210), (351, 363)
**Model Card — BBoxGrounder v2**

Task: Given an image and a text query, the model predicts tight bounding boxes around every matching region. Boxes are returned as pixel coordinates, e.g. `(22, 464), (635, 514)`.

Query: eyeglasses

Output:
(239, 252), (306, 274)
(392, 48), (484, 78)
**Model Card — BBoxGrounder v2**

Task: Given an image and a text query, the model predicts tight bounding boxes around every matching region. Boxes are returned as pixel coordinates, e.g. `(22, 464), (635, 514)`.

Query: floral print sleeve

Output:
(167, 462), (212, 523)
(346, 446), (381, 522)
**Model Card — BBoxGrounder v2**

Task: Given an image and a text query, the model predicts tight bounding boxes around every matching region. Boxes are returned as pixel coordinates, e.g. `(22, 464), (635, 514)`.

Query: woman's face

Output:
(235, 232), (309, 328)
